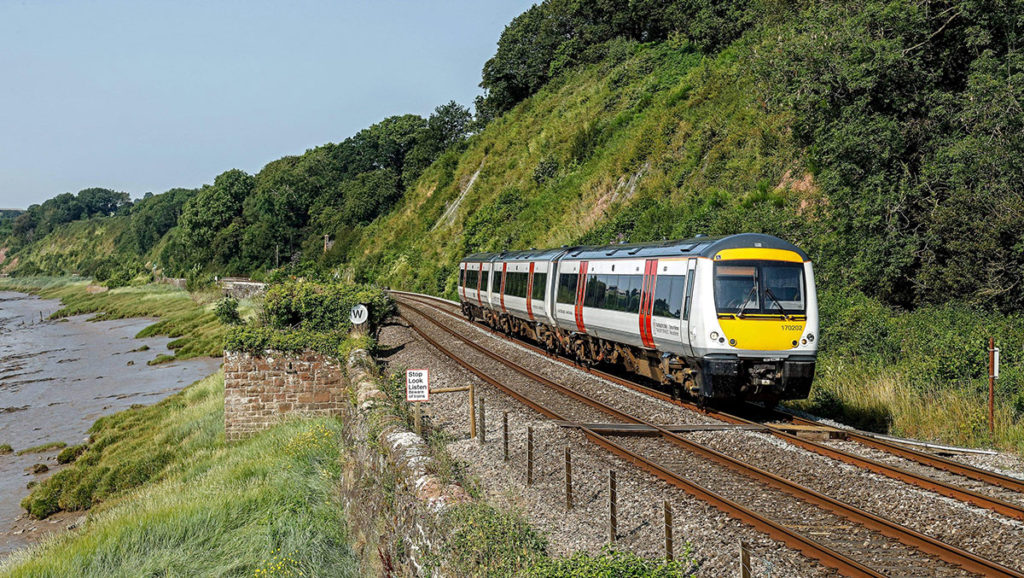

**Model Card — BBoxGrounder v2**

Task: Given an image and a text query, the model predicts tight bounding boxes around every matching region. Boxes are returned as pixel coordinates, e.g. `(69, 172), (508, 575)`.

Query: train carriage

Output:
(459, 233), (818, 404)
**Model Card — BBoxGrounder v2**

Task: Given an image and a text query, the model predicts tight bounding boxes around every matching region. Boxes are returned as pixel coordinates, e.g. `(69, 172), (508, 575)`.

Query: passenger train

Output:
(457, 234), (818, 403)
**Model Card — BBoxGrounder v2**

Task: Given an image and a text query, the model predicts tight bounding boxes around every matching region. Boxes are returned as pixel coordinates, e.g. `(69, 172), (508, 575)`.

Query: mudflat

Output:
(0, 291), (221, 556)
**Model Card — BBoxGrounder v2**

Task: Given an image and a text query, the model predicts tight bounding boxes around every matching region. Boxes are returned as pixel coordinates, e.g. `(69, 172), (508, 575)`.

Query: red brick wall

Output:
(223, 350), (346, 440)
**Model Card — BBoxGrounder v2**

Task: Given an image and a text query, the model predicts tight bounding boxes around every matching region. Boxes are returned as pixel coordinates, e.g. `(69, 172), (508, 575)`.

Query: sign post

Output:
(989, 338), (1000, 437)
(406, 369), (429, 435)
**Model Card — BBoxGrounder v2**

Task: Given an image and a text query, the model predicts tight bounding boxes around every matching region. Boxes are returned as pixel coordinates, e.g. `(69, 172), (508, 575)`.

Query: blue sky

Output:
(0, 0), (534, 208)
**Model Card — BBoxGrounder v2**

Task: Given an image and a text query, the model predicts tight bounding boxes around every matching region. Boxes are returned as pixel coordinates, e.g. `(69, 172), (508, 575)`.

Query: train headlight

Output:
(801, 338), (808, 345)
(729, 338), (736, 346)
(806, 333), (815, 342)
(709, 331), (719, 341)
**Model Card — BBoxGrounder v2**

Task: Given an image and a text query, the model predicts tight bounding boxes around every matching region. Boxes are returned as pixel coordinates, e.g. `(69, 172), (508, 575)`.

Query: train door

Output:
(638, 259), (658, 349)
(526, 262), (536, 321)
(682, 258), (697, 357)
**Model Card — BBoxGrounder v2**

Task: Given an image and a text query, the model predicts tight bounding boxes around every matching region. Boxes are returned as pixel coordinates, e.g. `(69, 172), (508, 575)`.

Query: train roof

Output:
(562, 233), (808, 261)
(460, 234), (808, 264)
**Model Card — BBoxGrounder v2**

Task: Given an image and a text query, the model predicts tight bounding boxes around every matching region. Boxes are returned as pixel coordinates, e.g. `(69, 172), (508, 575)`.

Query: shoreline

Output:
(0, 290), (221, 556)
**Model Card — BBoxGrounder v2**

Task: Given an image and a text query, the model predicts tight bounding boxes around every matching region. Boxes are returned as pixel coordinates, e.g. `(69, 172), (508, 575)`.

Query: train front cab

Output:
(689, 247), (818, 403)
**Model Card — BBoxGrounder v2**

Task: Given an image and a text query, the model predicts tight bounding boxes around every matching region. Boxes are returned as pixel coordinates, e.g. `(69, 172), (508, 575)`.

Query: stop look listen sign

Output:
(406, 369), (429, 402)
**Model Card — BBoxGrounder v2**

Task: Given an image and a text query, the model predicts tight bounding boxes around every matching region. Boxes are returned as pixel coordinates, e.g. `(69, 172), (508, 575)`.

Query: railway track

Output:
(393, 294), (1024, 577)
(392, 290), (1024, 520)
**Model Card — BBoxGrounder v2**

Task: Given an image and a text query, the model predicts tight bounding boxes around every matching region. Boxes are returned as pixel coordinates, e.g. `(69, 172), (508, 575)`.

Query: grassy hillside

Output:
(349, 37), (802, 295)
(1, 217), (131, 277)
(3, 373), (358, 577)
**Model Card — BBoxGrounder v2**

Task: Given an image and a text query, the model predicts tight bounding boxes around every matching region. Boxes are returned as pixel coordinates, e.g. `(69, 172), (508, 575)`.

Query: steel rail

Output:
(393, 290), (1024, 519)
(397, 299), (1024, 578)
(395, 304), (882, 577)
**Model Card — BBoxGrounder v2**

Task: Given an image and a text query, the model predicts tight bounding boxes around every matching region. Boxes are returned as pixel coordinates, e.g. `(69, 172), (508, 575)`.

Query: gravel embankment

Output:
(386, 295), (1024, 575)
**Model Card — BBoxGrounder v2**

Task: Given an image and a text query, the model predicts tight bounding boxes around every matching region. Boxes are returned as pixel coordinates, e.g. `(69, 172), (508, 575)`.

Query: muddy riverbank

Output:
(0, 291), (221, 556)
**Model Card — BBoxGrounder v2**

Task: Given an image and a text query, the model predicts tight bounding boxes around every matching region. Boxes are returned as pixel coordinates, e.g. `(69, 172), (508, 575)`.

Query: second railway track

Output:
(393, 295), (1024, 577)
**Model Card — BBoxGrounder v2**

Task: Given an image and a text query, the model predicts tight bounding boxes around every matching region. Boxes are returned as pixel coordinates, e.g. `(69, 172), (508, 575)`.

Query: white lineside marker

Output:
(994, 347), (1000, 379)
(406, 369), (429, 402)
(350, 303), (369, 326)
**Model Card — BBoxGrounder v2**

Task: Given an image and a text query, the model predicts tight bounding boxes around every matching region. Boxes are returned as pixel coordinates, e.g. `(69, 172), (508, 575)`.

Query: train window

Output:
(763, 263), (805, 311)
(604, 276), (620, 311)
(532, 272), (547, 300)
(557, 272), (577, 304)
(584, 274), (607, 308)
(506, 271), (529, 298)
(481, 270), (490, 293)
(713, 261), (805, 315)
(626, 275), (642, 312)
(614, 278), (630, 313)
(669, 275), (684, 318)
(683, 268), (695, 320)
(459, 267), (465, 288)
(652, 275), (685, 319)
(467, 269), (478, 290)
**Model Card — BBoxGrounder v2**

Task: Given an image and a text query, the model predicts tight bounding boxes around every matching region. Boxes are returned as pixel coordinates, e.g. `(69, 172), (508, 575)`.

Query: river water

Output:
(0, 291), (222, 555)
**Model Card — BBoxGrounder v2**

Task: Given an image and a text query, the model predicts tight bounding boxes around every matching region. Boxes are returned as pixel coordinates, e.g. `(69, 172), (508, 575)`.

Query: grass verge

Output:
(794, 361), (1024, 453)
(3, 372), (357, 577)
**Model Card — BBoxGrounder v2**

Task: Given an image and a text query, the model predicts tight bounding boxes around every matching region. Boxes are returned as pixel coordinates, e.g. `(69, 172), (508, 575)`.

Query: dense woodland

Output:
(3, 0), (1024, 443)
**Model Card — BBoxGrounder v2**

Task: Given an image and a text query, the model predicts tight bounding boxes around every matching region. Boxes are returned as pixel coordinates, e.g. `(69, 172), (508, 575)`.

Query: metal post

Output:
(739, 540), (751, 578)
(503, 412), (509, 461)
(414, 401), (421, 436)
(608, 470), (617, 543)
(989, 337), (995, 437)
(527, 426), (534, 486)
(468, 383), (477, 439)
(564, 447), (573, 510)
(479, 397), (486, 443)
(664, 500), (673, 561)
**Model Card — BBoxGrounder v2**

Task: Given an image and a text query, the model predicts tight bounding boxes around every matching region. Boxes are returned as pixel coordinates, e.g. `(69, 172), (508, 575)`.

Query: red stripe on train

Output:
(500, 262), (507, 313)
(641, 259), (658, 349)
(574, 261), (588, 333)
(476, 268), (483, 307)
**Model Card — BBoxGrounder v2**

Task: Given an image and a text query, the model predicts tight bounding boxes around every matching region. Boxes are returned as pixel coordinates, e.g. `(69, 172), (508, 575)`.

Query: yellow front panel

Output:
(718, 317), (806, 351)
(715, 248), (804, 263)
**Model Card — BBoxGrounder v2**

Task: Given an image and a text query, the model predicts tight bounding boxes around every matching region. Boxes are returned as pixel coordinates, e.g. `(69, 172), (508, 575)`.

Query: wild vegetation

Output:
(224, 280), (393, 356)
(4, 374), (359, 577)
(1, 0), (1022, 456)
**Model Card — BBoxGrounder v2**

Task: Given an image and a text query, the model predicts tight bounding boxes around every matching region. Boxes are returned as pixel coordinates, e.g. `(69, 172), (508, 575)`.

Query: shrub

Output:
(184, 266), (215, 292)
(213, 297), (242, 325)
(425, 503), (548, 577)
(262, 280), (393, 334)
(526, 546), (698, 577)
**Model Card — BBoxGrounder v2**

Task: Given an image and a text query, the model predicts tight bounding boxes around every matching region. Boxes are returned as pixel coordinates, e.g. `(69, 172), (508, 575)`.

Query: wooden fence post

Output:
(609, 470), (617, 543)
(564, 447), (573, 510)
(664, 500), (674, 561)
(479, 397), (486, 443)
(527, 426), (534, 486)
(503, 412), (509, 461)
(739, 540), (751, 578)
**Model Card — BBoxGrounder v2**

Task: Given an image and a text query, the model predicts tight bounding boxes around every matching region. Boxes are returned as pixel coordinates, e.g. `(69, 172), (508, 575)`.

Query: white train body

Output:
(458, 234), (818, 403)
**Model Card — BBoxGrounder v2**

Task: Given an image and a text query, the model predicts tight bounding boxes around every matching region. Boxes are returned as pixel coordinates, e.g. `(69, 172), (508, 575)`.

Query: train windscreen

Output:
(714, 261), (805, 316)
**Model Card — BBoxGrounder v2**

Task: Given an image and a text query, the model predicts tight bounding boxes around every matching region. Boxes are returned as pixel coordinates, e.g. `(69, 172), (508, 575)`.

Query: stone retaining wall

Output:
(341, 346), (470, 575)
(223, 350), (345, 440)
